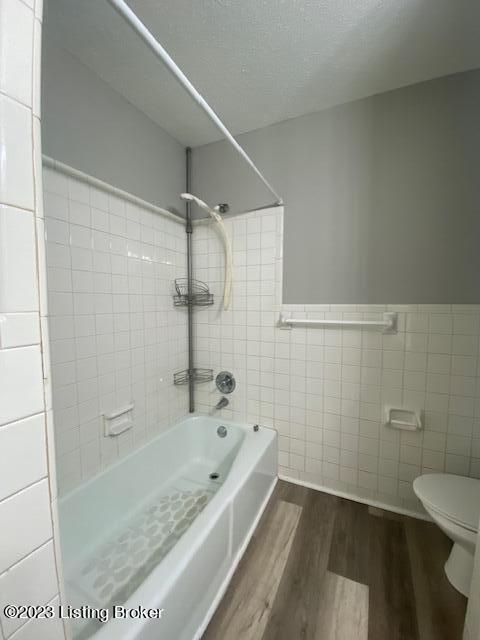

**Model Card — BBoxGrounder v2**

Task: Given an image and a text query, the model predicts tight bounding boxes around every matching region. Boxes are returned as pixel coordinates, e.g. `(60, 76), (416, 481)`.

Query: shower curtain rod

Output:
(107, 0), (283, 206)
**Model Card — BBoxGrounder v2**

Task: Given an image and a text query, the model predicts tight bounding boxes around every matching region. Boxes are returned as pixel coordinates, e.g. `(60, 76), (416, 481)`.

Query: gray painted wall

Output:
(41, 41), (185, 214)
(192, 70), (480, 303)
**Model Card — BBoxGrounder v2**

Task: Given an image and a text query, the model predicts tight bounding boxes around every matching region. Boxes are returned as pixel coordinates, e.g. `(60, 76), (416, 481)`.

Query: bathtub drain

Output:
(209, 472), (220, 480)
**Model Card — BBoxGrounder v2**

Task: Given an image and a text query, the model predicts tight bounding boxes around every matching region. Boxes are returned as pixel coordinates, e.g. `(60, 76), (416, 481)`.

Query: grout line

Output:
(0, 537), (54, 579)
(0, 87), (33, 113)
(0, 470), (48, 504)
(0, 410), (45, 430)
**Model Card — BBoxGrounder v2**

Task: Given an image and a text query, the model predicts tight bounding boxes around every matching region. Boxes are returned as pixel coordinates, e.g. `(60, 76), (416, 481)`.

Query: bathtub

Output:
(58, 415), (277, 640)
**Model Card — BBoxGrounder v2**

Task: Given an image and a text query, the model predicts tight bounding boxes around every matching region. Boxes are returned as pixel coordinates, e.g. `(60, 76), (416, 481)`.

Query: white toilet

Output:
(413, 473), (480, 597)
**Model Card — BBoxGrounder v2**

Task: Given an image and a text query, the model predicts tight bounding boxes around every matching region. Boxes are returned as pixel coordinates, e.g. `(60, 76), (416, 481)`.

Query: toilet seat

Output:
(413, 473), (480, 533)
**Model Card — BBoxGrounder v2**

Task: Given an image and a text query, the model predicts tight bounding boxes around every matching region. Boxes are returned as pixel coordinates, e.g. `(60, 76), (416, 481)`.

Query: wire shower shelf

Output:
(173, 278), (214, 307)
(173, 368), (214, 386)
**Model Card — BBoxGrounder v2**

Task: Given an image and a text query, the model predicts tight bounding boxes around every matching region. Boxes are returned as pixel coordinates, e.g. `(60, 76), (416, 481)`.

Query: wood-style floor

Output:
(202, 480), (467, 640)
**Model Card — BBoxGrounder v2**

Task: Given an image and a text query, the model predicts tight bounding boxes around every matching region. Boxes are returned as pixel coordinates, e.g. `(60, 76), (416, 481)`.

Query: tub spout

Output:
(215, 397), (229, 410)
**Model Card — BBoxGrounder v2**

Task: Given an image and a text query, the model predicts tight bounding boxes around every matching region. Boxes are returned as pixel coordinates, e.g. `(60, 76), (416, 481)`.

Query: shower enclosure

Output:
(42, 2), (282, 638)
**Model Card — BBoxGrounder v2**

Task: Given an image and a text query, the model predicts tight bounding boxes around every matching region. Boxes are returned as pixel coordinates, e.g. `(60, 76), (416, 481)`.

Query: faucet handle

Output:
(215, 371), (236, 394)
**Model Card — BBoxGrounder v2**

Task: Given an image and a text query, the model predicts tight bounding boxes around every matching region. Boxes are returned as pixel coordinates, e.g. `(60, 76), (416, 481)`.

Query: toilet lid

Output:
(413, 474), (480, 532)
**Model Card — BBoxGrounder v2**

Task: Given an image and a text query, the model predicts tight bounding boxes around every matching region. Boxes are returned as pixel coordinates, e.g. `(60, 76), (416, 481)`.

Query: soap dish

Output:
(103, 403), (134, 437)
(385, 407), (423, 431)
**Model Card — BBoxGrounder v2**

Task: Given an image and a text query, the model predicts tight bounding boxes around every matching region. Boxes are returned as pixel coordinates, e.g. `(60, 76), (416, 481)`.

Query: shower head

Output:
(181, 193), (230, 219)
(180, 192), (220, 219)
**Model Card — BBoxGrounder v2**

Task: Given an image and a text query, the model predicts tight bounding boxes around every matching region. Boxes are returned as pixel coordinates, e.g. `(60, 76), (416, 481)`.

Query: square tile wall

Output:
(0, 1), (66, 639)
(43, 165), (189, 495)
(193, 207), (480, 516)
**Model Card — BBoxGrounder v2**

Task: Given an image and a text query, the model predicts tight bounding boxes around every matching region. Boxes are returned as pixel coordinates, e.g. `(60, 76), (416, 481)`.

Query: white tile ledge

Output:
(42, 155), (183, 226)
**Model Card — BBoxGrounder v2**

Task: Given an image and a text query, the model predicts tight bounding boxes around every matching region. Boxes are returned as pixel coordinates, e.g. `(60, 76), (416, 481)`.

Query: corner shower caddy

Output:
(173, 278), (214, 307)
(172, 278), (214, 385)
(172, 278), (214, 386)
(172, 149), (214, 397)
(173, 369), (214, 386)
(172, 277), (214, 385)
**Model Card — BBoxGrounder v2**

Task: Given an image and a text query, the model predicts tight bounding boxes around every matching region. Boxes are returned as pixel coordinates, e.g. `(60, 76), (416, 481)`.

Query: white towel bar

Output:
(278, 312), (397, 334)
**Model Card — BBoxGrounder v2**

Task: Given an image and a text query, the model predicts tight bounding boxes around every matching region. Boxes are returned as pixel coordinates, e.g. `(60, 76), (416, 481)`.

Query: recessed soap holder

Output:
(385, 406), (423, 431)
(104, 403), (134, 437)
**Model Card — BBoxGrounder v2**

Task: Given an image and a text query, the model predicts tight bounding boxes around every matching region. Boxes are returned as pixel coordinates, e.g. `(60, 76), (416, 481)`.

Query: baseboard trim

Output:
(278, 474), (430, 522)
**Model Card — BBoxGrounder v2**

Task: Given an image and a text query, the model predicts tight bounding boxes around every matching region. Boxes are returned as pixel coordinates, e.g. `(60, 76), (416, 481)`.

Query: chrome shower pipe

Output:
(186, 148), (194, 413)
(107, 0), (283, 205)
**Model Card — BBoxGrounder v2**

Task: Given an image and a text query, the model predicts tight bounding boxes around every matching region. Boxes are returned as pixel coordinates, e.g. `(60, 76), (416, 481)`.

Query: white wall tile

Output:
(0, 542), (58, 636)
(44, 165), (188, 493)
(0, 346), (44, 426)
(32, 18), (42, 118)
(0, 207), (39, 312)
(0, 96), (34, 210)
(0, 0), (34, 107)
(0, 414), (47, 501)
(193, 208), (480, 517)
(0, 480), (53, 573)
(8, 595), (64, 640)
(0, 313), (39, 348)
(1, 7), (63, 638)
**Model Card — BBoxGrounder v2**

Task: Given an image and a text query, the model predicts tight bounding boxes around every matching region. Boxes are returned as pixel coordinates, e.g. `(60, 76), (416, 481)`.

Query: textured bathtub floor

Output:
(66, 469), (220, 639)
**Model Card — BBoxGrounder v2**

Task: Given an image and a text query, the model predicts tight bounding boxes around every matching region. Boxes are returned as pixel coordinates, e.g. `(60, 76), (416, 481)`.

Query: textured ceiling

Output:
(44, 0), (480, 147)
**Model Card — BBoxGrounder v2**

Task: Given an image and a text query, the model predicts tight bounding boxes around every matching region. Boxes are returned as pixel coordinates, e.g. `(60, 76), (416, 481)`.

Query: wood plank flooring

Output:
(202, 481), (467, 640)
(204, 500), (302, 640)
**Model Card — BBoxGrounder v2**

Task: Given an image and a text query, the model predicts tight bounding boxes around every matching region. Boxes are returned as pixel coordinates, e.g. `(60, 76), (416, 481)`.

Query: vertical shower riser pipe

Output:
(186, 148), (194, 413)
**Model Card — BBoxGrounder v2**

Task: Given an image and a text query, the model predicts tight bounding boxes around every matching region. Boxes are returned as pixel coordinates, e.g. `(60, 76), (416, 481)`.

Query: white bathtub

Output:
(58, 415), (277, 640)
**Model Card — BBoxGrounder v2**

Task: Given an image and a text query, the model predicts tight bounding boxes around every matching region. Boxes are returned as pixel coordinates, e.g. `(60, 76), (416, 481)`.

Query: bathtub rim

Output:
(58, 413), (255, 507)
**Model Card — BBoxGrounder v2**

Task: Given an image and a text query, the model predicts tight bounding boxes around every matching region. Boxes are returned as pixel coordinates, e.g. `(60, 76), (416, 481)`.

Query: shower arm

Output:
(107, 0), (283, 206)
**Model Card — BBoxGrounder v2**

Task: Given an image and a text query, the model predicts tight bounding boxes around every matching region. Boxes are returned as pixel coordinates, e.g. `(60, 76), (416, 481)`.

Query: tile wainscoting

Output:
(193, 208), (480, 516)
(43, 163), (189, 495)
